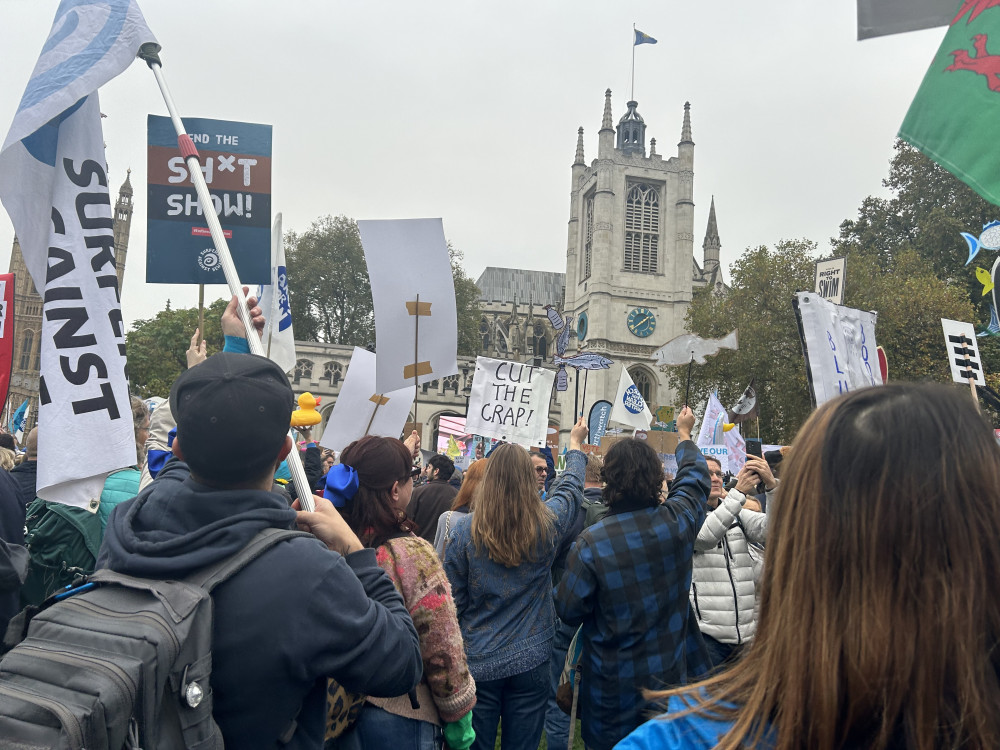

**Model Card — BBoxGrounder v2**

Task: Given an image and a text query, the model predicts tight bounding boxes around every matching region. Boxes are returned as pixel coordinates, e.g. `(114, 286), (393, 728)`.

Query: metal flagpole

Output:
(580, 369), (589, 418)
(138, 43), (314, 511)
(631, 24), (636, 101)
(413, 293), (420, 431)
(684, 353), (695, 406)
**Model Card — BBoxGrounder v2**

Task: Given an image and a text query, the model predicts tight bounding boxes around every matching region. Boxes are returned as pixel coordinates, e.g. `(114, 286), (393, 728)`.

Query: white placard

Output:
(464, 357), (555, 447)
(358, 218), (459, 393)
(814, 257), (846, 304)
(796, 292), (882, 407)
(941, 319), (986, 386)
(700, 445), (730, 474)
(320, 348), (414, 453)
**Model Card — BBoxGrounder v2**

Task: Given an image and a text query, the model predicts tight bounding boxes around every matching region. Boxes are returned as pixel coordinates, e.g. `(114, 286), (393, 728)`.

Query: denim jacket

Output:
(443, 450), (586, 681)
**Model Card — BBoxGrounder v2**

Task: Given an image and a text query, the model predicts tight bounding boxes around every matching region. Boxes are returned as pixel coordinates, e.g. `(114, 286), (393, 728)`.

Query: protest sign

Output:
(600, 429), (677, 455)
(795, 291), (882, 407)
(320, 348), (413, 453)
(0, 274), (14, 408)
(652, 405), (675, 431)
(941, 319), (986, 386)
(147, 114), (271, 284)
(814, 257), (846, 304)
(701, 444), (730, 473)
(464, 357), (555, 447)
(358, 218), (458, 394)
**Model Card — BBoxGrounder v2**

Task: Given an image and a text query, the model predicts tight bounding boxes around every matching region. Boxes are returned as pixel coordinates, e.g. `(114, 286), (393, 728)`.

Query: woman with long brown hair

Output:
(433, 457), (486, 558)
(444, 418), (589, 750)
(617, 383), (1000, 750)
(332, 435), (477, 750)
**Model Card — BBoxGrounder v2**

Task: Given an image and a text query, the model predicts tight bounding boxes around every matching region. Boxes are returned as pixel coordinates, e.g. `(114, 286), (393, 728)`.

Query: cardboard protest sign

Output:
(147, 115), (271, 284)
(941, 319), (986, 386)
(795, 292), (882, 407)
(320, 348), (413, 453)
(464, 357), (555, 447)
(358, 218), (459, 394)
(600, 430), (677, 455)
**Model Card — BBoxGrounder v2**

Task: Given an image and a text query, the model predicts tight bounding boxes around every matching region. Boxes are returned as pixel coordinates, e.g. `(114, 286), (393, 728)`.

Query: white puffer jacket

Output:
(689, 488), (768, 645)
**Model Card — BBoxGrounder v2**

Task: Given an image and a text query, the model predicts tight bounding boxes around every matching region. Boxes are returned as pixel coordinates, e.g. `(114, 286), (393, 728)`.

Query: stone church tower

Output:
(560, 90), (721, 422)
(5, 171), (134, 427)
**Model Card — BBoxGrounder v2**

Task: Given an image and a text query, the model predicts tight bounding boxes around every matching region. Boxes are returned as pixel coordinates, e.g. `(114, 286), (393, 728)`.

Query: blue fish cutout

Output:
(979, 303), (1000, 338)
(963, 220), (1000, 265)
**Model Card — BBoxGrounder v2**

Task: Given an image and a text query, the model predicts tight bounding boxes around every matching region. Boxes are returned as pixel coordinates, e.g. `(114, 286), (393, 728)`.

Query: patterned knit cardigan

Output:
(366, 535), (476, 724)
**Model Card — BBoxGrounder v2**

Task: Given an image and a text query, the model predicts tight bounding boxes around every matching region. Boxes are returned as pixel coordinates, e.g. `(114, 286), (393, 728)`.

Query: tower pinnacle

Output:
(702, 195), (720, 273)
(574, 127), (585, 165)
(679, 101), (693, 146)
(601, 89), (614, 131)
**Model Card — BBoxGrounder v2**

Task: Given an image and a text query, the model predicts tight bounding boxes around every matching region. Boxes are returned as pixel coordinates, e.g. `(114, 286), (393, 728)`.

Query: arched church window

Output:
(321, 361), (342, 386)
(583, 194), (595, 281)
(624, 183), (660, 274)
(19, 330), (33, 371)
(293, 359), (313, 384)
(629, 367), (656, 406)
(443, 375), (459, 395)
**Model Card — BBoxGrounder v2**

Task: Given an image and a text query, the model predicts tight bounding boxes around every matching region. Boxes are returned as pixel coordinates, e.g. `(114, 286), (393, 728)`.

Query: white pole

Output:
(139, 45), (314, 510)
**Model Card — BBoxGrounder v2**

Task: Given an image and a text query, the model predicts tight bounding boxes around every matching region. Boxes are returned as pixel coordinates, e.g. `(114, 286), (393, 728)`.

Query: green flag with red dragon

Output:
(900, 1), (1000, 204)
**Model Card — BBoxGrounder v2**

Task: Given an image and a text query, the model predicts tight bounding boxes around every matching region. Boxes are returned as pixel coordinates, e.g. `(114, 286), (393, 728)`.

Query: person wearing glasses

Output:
(688, 454), (773, 670)
(334, 435), (477, 750)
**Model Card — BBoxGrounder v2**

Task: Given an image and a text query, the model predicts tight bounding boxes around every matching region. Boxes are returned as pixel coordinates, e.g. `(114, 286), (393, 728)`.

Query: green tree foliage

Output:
(835, 139), (995, 308)
(284, 215), (374, 347)
(665, 241), (817, 443)
(449, 243), (484, 356)
(126, 298), (227, 398)
(284, 214), (482, 354)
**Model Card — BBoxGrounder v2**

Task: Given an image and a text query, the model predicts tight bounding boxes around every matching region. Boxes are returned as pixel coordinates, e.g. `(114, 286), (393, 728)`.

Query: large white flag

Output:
(610, 367), (652, 431)
(696, 391), (747, 473)
(0, 1), (156, 509)
(257, 213), (296, 374)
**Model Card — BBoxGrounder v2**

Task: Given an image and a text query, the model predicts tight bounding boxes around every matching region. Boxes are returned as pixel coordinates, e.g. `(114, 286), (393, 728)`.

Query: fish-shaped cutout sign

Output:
(544, 304), (584, 390)
(553, 353), (614, 370)
(976, 266), (995, 296)
(652, 330), (739, 366)
(979, 303), (1000, 338)
(962, 220), (1000, 265)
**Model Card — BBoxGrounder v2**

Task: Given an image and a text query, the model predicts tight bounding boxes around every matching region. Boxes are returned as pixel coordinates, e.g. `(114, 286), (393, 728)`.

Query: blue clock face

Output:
(577, 312), (588, 342)
(627, 307), (656, 338)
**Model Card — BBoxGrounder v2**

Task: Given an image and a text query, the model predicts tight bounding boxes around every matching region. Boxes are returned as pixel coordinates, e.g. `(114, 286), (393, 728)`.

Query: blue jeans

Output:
(472, 661), (549, 750)
(351, 704), (441, 750)
(543, 619), (576, 749)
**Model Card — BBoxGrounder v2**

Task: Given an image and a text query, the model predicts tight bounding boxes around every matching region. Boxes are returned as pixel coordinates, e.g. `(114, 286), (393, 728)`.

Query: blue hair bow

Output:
(323, 464), (359, 508)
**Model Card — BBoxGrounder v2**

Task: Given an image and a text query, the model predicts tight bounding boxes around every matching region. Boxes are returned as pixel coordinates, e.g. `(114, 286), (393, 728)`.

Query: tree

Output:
(666, 241), (817, 444)
(126, 298), (227, 398)
(284, 215), (374, 347)
(284, 214), (482, 354)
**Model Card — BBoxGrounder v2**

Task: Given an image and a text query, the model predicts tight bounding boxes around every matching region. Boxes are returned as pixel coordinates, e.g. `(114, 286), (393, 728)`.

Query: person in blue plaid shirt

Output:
(554, 406), (711, 750)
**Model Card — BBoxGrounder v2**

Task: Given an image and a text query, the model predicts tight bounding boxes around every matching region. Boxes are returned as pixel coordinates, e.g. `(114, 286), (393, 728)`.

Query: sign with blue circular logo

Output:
(623, 385), (645, 415)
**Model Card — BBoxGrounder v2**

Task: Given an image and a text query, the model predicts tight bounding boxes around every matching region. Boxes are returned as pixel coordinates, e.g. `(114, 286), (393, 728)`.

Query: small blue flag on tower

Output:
(634, 29), (657, 45)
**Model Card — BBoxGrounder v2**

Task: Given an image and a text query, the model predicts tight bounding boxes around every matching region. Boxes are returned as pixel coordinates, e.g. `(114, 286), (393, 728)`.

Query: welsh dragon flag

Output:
(900, 1), (1000, 204)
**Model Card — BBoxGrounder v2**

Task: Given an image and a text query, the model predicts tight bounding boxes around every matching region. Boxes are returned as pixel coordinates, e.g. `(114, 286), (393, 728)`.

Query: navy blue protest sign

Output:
(587, 399), (612, 446)
(146, 115), (271, 284)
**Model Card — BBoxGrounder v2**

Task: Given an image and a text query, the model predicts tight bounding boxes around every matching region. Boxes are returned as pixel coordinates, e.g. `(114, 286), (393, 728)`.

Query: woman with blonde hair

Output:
(617, 382), (1000, 750)
(433, 458), (487, 557)
(444, 418), (589, 750)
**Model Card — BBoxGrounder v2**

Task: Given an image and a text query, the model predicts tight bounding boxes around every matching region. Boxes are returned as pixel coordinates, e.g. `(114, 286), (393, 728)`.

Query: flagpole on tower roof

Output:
(136, 42), (315, 512)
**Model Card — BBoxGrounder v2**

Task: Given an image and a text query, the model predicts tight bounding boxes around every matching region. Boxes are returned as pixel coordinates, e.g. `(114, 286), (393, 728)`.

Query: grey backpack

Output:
(0, 527), (309, 749)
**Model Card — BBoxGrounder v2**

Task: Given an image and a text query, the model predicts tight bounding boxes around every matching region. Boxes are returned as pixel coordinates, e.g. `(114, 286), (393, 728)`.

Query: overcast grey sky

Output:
(0, 0), (945, 329)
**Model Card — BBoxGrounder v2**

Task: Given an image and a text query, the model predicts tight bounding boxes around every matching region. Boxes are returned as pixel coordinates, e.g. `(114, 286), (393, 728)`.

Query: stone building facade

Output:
(5, 171), (134, 430)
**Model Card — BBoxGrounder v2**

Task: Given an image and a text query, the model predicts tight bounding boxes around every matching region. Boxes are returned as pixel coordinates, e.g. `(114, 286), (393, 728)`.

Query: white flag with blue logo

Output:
(257, 213), (297, 375)
(610, 366), (652, 431)
(8, 399), (29, 443)
(0, 0), (156, 510)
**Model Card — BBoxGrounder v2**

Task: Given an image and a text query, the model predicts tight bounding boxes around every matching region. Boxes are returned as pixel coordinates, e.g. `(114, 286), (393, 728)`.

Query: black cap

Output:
(169, 352), (293, 483)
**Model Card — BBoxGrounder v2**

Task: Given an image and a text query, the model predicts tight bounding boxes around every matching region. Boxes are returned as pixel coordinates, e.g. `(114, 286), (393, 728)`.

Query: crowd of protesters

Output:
(0, 294), (997, 750)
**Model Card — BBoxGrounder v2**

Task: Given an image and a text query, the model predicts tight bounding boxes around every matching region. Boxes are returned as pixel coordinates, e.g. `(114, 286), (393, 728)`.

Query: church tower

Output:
(561, 91), (698, 421)
(5, 172), (135, 426)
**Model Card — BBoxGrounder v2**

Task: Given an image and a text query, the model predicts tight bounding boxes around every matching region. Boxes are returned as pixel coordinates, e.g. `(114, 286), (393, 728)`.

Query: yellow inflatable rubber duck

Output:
(291, 392), (322, 427)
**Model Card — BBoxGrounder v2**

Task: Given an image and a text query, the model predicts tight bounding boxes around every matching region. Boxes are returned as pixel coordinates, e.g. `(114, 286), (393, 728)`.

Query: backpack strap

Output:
(185, 528), (313, 592)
